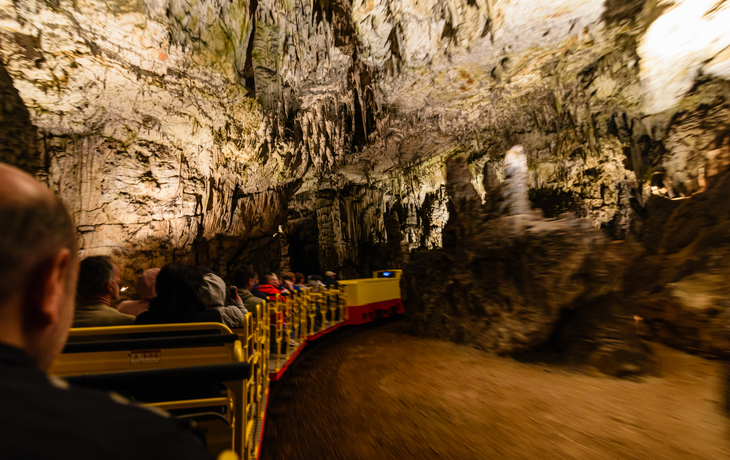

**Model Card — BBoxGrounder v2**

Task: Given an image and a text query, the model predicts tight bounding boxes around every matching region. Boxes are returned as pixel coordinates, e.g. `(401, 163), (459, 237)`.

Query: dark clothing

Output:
(0, 343), (211, 460)
(135, 308), (222, 325)
(131, 308), (225, 404)
(251, 287), (268, 300)
(324, 279), (339, 289)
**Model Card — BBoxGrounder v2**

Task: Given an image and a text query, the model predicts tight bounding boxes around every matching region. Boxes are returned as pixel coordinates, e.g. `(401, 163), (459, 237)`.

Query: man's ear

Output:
(35, 249), (73, 326)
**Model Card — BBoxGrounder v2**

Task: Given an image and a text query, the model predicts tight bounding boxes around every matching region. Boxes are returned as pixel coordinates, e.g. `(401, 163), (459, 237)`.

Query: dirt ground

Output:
(260, 320), (729, 460)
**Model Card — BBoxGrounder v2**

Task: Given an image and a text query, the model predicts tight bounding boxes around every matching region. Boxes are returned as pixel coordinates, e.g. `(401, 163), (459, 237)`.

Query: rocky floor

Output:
(260, 320), (729, 460)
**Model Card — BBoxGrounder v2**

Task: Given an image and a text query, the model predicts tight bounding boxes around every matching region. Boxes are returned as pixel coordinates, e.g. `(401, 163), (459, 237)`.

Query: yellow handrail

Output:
(56, 289), (359, 459)
(67, 322), (234, 337)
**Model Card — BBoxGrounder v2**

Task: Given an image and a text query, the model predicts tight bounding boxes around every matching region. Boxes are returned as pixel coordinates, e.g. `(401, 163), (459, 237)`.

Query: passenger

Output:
(307, 274), (324, 292)
(0, 163), (211, 459)
(198, 267), (247, 328)
(231, 265), (265, 311)
(270, 273), (289, 293)
(117, 268), (159, 316)
(323, 270), (340, 289)
(257, 273), (287, 300)
(251, 273), (267, 300)
(135, 263), (222, 325)
(294, 272), (308, 290)
(282, 271), (300, 291)
(73, 256), (135, 327)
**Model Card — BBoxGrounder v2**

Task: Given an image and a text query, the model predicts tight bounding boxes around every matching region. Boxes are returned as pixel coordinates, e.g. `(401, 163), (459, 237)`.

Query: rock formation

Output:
(626, 166), (730, 359)
(402, 152), (651, 376)
(0, 0), (729, 359)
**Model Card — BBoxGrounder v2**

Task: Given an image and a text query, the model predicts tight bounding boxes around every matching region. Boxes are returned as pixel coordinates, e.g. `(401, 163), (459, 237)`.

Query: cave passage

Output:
(261, 321), (729, 460)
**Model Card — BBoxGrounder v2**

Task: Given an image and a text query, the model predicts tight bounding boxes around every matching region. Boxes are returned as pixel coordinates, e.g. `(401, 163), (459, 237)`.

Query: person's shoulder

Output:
(0, 374), (211, 460)
(247, 296), (265, 305)
(73, 306), (134, 328)
(101, 308), (135, 325)
(68, 386), (212, 459)
(118, 299), (149, 316)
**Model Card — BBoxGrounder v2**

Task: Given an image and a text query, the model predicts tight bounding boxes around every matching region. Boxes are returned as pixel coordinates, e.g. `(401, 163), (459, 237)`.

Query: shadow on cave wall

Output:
(0, 60), (40, 174)
(287, 209), (320, 276)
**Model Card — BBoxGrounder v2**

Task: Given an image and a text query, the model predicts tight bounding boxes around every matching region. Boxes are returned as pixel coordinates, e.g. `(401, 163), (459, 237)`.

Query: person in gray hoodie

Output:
(198, 267), (248, 328)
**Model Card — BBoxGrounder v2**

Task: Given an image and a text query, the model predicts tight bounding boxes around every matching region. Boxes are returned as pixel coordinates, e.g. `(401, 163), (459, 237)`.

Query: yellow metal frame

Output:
(264, 288), (350, 375)
(50, 287), (361, 459)
(65, 322), (234, 336)
(51, 320), (257, 460)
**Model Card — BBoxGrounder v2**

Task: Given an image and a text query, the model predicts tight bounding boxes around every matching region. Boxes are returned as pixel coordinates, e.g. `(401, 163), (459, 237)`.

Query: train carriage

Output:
(50, 271), (403, 460)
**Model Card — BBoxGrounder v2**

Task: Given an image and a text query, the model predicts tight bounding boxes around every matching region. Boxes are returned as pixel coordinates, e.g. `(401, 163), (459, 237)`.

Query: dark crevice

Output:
(242, 0), (258, 96)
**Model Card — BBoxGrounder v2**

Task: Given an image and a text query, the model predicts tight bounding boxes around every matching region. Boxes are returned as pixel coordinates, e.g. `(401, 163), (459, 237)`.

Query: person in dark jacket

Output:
(323, 270), (339, 289)
(135, 263), (222, 325)
(250, 273), (268, 300)
(0, 163), (211, 460)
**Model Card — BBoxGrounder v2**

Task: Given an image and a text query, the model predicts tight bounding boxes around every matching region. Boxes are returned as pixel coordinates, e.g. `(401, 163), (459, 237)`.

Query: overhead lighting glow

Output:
(639, 0), (730, 114)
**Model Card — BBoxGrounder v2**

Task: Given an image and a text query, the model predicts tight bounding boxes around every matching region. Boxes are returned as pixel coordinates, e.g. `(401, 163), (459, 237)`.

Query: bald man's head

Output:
(0, 163), (78, 369)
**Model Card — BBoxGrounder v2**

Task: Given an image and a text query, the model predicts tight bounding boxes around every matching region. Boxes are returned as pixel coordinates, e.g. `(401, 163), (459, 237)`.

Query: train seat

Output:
(50, 321), (259, 460)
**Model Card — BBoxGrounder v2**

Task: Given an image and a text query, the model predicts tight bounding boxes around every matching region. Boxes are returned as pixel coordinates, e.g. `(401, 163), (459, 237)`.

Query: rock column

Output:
(501, 145), (530, 216)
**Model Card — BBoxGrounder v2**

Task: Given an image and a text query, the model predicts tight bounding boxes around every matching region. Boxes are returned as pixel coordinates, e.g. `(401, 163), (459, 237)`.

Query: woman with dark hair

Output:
(132, 264), (224, 405)
(135, 263), (222, 325)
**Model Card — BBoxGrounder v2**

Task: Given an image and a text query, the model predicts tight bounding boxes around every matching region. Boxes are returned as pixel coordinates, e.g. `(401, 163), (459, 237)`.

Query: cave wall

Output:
(1, 0), (730, 289)
(0, 60), (38, 172)
(401, 154), (653, 375)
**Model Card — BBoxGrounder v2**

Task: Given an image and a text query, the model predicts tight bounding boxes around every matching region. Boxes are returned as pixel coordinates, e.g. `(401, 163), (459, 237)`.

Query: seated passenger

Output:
(231, 265), (265, 311)
(117, 267), (159, 316)
(256, 273), (288, 300)
(135, 263), (222, 325)
(270, 272), (289, 293)
(294, 272), (308, 290)
(323, 270), (339, 289)
(307, 274), (324, 292)
(251, 273), (268, 300)
(198, 267), (247, 328)
(0, 163), (210, 460)
(282, 271), (300, 292)
(73, 256), (135, 327)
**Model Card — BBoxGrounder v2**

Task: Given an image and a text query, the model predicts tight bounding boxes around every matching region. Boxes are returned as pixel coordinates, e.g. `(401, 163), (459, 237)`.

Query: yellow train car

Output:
(50, 272), (404, 460)
(339, 270), (404, 325)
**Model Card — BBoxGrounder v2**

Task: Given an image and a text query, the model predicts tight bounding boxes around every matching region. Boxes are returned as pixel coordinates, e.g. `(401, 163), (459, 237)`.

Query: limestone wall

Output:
(1, 0), (729, 287)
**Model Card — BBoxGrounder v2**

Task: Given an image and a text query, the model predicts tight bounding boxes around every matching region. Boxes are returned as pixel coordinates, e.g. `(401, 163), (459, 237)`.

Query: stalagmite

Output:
(500, 145), (530, 216)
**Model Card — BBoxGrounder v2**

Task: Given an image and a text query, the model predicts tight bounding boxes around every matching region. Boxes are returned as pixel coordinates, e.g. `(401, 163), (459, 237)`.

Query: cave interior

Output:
(1, 0), (730, 368)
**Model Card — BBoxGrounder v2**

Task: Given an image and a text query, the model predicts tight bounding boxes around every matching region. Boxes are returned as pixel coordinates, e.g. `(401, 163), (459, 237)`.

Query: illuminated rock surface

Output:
(402, 155), (651, 375)
(1, 0), (730, 359)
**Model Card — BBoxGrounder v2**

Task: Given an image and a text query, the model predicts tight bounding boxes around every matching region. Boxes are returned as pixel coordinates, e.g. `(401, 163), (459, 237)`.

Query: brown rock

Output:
(402, 155), (651, 375)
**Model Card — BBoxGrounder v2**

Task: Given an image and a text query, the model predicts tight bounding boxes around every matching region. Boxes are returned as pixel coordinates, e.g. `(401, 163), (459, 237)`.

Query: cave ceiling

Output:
(1, 0), (730, 278)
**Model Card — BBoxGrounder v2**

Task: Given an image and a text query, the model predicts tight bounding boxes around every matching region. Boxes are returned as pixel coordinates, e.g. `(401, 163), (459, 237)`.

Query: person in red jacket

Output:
(256, 273), (289, 300)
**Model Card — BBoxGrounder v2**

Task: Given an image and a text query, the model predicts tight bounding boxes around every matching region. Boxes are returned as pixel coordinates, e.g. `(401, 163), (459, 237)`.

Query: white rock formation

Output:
(639, 0), (730, 115)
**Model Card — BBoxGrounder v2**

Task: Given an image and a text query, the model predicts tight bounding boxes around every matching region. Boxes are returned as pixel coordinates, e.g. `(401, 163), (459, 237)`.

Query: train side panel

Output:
(340, 270), (403, 325)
